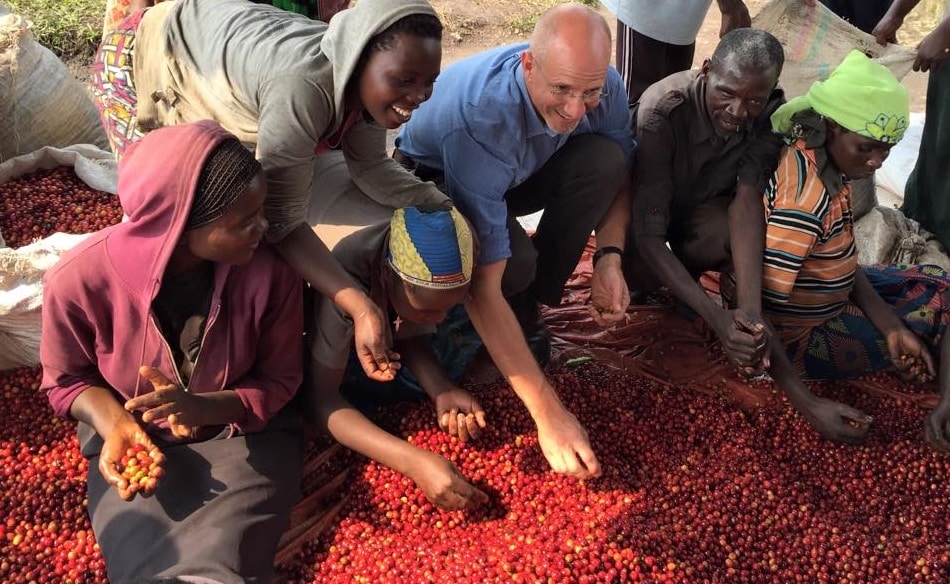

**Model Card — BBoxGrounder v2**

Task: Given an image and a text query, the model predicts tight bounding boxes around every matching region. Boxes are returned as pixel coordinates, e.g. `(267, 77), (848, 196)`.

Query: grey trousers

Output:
(82, 410), (303, 584)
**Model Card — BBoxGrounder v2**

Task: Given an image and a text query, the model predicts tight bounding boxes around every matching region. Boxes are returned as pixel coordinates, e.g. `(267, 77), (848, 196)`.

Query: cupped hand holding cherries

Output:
(896, 353), (936, 384)
(99, 422), (166, 501)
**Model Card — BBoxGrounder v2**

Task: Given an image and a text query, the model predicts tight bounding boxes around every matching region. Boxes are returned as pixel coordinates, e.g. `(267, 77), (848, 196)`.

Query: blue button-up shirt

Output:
(396, 43), (635, 265)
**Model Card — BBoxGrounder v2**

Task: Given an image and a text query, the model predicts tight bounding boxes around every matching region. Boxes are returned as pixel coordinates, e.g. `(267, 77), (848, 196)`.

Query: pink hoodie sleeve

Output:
(40, 273), (110, 418)
(230, 260), (304, 433)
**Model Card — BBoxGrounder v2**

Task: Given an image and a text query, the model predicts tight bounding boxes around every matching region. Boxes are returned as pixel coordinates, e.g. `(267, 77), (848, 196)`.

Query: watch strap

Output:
(592, 245), (624, 266)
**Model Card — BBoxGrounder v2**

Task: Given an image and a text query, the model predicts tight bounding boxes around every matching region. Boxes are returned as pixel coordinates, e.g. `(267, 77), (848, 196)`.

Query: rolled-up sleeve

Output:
(441, 129), (518, 265)
(230, 262), (305, 433)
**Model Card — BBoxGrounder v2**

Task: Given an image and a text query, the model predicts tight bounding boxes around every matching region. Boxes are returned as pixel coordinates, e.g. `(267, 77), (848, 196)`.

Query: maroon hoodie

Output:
(40, 121), (303, 438)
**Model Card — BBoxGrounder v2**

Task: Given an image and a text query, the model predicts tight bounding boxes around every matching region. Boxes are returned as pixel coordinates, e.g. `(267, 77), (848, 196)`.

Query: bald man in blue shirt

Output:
(394, 2), (635, 481)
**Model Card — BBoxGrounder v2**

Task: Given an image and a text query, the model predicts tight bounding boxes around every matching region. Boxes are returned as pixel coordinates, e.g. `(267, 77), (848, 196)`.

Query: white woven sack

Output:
(0, 233), (91, 371)
(0, 144), (118, 195)
(752, 0), (917, 98)
(0, 13), (109, 162)
(0, 145), (117, 371)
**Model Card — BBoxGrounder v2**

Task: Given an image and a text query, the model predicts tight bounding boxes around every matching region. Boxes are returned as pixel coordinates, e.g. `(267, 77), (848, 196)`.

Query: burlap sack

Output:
(854, 205), (950, 270)
(0, 13), (109, 162)
(0, 145), (117, 371)
(752, 0), (917, 98)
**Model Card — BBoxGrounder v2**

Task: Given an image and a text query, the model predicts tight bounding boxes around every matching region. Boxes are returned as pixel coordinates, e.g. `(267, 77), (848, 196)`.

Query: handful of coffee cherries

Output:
(118, 443), (165, 495)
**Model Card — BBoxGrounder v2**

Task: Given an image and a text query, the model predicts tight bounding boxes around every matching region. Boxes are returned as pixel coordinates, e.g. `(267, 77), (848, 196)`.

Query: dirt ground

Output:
(65, 0), (941, 109)
(433, 0), (940, 112)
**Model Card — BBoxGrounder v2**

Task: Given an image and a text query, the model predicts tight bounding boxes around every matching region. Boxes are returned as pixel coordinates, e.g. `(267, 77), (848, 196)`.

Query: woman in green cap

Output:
(753, 50), (950, 452)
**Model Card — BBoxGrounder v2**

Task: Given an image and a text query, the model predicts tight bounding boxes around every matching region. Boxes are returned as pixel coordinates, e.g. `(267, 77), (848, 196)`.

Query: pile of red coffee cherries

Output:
(3, 359), (948, 583)
(276, 363), (949, 583)
(2, 166), (947, 582)
(0, 367), (106, 583)
(0, 166), (121, 249)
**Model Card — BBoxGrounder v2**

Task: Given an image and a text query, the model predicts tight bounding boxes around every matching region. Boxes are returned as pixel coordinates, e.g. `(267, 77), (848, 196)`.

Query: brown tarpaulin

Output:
(540, 239), (940, 411)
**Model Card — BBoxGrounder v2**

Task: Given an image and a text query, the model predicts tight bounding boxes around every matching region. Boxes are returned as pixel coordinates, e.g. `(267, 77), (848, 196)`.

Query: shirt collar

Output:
(515, 59), (560, 139)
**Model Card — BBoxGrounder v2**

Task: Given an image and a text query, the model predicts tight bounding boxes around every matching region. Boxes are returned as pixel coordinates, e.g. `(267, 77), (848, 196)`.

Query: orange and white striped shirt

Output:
(762, 140), (857, 329)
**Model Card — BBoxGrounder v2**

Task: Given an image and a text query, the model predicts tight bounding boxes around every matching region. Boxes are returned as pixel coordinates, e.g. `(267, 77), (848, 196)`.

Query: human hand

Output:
(410, 451), (488, 510)
(588, 255), (630, 326)
(126, 366), (202, 439)
(924, 400), (950, 454)
(713, 309), (768, 374)
(719, 2), (751, 37)
(871, 14), (902, 45)
(353, 303), (400, 382)
(434, 387), (487, 442)
(886, 327), (936, 383)
(535, 401), (602, 479)
(914, 26), (950, 72)
(799, 396), (872, 444)
(733, 310), (771, 376)
(99, 419), (165, 501)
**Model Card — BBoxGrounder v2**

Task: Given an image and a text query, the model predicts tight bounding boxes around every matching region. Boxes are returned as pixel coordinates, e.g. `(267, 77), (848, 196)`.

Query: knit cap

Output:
(388, 206), (473, 289)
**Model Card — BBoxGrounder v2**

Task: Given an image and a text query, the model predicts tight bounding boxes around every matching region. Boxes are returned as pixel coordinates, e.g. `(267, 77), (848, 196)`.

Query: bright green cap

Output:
(771, 50), (909, 145)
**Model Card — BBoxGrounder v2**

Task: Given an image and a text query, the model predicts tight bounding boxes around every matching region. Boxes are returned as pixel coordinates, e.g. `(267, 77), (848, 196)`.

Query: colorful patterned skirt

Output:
(90, 11), (148, 160)
(781, 264), (950, 380)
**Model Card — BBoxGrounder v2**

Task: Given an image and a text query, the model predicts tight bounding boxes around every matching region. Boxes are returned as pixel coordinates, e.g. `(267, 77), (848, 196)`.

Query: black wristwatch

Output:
(592, 246), (623, 267)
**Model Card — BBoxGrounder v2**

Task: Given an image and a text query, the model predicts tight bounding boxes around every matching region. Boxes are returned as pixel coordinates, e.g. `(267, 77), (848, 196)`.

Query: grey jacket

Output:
(134, 0), (448, 242)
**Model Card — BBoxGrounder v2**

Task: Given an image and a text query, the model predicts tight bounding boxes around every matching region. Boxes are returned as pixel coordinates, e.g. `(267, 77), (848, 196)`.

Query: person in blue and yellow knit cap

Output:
(306, 206), (491, 511)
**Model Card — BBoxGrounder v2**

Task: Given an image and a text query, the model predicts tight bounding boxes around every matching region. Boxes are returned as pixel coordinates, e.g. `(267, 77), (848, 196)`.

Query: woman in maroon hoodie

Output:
(40, 120), (304, 583)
